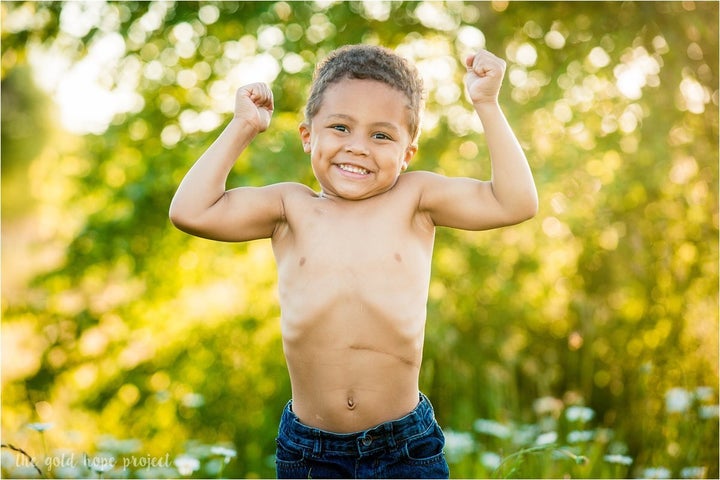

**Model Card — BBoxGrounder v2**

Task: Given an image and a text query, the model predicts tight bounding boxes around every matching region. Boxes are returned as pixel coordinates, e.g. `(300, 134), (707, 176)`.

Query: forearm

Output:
(475, 102), (538, 218)
(170, 119), (257, 221)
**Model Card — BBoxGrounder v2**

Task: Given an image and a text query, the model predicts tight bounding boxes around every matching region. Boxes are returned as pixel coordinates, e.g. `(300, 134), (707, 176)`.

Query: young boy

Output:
(170, 44), (537, 478)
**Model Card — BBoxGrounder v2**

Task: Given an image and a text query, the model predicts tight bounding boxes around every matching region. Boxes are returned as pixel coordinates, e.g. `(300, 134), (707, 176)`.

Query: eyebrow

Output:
(324, 114), (401, 133)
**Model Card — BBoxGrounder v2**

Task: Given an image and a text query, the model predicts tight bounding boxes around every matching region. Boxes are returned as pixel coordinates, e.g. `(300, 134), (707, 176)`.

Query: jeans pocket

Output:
(403, 425), (447, 465)
(275, 437), (309, 477)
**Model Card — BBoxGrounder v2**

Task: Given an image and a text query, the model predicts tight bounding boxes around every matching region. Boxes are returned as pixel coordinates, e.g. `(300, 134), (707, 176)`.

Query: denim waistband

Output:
(279, 393), (438, 456)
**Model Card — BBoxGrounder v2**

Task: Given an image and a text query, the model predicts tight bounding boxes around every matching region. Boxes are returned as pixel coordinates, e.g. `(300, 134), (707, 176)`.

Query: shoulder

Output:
(398, 170), (450, 187)
(277, 181), (316, 194)
(273, 182), (322, 215)
(395, 170), (439, 189)
(392, 170), (458, 207)
(269, 182), (318, 201)
(397, 170), (454, 200)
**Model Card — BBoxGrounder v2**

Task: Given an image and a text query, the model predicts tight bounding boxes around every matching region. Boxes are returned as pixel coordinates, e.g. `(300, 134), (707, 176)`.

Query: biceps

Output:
(188, 185), (285, 242)
(420, 176), (503, 230)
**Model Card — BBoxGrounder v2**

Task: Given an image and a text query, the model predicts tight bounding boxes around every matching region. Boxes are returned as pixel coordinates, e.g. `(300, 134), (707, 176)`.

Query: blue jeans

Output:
(275, 393), (449, 479)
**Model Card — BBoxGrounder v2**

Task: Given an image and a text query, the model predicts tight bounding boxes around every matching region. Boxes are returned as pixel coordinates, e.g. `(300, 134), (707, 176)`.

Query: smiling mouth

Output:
(337, 164), (370, 175)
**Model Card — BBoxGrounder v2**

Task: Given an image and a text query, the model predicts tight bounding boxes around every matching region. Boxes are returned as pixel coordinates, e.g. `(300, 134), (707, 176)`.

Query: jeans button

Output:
(361, 436), (372, 446)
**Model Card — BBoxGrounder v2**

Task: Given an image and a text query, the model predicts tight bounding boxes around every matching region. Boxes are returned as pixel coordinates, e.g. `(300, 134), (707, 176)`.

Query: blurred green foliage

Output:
(1, 1), (717, 478)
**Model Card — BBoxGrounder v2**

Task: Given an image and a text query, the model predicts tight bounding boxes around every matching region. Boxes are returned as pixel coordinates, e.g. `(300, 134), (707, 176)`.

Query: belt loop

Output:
(312, 430), (322, 457)
(387, 423), (396, 449)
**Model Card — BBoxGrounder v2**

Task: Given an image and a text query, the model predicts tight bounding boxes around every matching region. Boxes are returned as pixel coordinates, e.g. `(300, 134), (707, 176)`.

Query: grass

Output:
(443, 392), (717, 479)
(1, 389), (716, 478)
(1, 432), (236, 479)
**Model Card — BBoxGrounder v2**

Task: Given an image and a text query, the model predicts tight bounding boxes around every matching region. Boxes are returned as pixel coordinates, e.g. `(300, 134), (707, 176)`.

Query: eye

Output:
(372, 132), (392, 140)
(330, 124), (348, 133)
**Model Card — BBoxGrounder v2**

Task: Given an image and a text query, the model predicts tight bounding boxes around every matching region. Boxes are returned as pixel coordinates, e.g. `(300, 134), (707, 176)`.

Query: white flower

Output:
(565, 406), (595, 423)
(643, 467), (672, 479)
(567, 429), (594, 444)
(480, 451), (502, 470)
(603, 454), (633, 466)
(681, 466), (707, 479)
(27, 422), (53, 432)
(443, 430), (474, 462)
(535, 431), (558, 445)
(211, 446), (237, 464)
(174, 455), (200, 476)
(473, 419), (512, 439)
(694, 386), (714, 401)
(665, 387), (692, 413)
(699, 404), (719, 419)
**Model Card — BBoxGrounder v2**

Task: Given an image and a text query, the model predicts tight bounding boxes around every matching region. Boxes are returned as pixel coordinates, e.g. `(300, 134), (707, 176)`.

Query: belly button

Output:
(347, 397), (356, 410)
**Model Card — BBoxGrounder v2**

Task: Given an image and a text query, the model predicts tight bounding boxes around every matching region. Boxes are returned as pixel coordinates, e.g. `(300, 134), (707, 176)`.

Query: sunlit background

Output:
(2, 1), (718, 478)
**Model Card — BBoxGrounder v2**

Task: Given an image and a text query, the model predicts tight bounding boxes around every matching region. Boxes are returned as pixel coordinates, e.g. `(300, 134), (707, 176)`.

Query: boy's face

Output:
(299, 78), (417, 201)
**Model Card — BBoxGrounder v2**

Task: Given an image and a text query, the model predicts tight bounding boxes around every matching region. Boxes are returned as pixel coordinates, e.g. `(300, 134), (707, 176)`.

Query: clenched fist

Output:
(234, 82), (274, 133)
(464, 50), (506, 105)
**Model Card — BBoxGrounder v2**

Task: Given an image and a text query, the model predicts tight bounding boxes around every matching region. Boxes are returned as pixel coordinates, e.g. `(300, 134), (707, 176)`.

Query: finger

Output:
(246, 83), (265, 101)
(466, 50), (490, 67)
(467, 50), (504, 70)
(472, 59), (505, 80)
(258, 85), (274, 111)
(263, 86), (275, 111)
(246, 83), (274, 110)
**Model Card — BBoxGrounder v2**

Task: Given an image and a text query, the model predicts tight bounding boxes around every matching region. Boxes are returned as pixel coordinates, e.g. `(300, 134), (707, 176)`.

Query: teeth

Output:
(338, 164), (369, 175)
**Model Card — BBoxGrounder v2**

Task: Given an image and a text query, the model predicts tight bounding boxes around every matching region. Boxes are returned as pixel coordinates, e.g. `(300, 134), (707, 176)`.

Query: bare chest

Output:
(278, 199), (432, 274)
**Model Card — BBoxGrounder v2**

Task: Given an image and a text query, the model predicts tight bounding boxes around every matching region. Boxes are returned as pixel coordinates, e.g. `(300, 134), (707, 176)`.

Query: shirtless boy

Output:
(170, 44), (537, 478)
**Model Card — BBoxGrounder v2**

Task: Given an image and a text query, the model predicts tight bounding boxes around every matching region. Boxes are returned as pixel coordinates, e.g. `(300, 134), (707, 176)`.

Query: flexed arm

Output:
(465, 50), (538, 221)
(169, 83), (285, 242)
(419, 50), (538, 230)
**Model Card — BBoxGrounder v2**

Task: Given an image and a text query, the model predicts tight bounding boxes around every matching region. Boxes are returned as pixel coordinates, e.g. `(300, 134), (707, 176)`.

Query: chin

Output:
(319, 179), (397, 201)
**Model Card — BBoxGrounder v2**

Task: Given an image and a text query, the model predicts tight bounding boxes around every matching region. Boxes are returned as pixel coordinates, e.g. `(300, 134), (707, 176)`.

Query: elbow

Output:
(168, 208), (184, 230)
(525, 192), (540, 221)
(510, 190), (539, 225)
(168, 201), (195, 233)
(168, 200), (181, 226)
(169, 211), (187, 233)
(526, 192), (540, 219)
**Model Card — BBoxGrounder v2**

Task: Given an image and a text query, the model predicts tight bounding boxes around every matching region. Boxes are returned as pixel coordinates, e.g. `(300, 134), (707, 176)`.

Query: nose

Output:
(345, 138), (369, 156)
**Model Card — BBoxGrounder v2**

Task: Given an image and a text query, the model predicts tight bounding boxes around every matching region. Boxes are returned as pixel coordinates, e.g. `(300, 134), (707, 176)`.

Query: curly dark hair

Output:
(304, 44), (425, 142)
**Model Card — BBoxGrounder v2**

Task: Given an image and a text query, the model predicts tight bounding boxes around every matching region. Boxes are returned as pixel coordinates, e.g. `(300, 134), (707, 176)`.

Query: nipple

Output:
(347, 396), (356, 410)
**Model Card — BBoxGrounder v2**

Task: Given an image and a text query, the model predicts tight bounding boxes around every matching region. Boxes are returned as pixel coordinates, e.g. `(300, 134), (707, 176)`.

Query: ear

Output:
(299, 123), (311, 153)
(401, 144), (418, 171)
